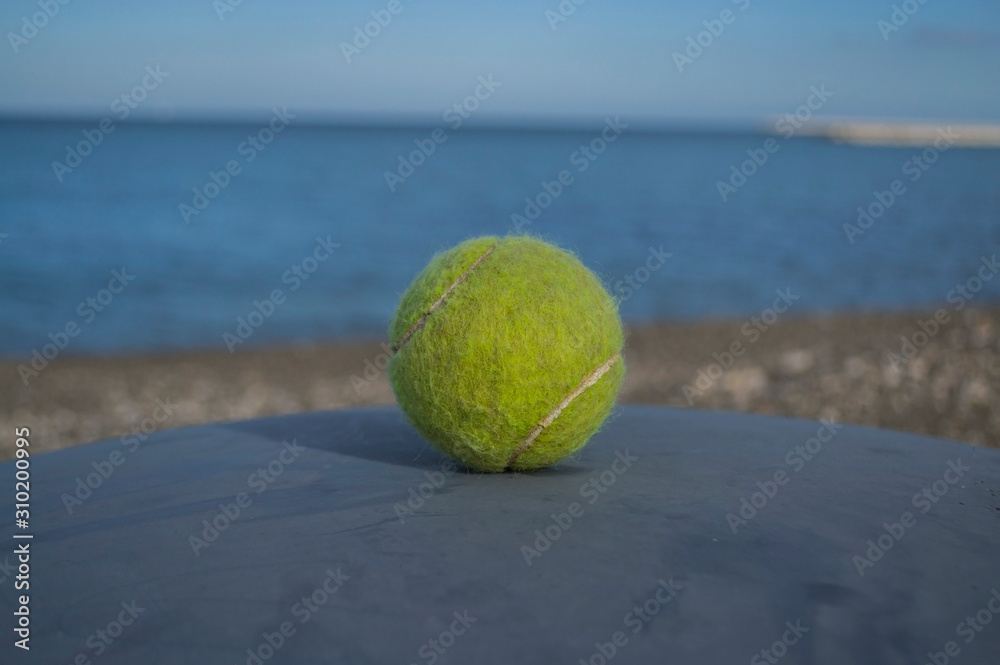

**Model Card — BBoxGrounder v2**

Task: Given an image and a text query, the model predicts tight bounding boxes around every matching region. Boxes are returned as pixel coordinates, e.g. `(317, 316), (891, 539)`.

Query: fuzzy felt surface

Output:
(388, 235), (625, 472)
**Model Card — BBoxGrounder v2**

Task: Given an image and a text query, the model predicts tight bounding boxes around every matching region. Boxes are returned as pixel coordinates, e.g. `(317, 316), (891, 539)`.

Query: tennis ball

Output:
(388, 235), (625, 473)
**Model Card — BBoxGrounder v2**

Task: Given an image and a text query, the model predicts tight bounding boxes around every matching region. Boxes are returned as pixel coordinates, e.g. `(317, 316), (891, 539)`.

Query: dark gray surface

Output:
(2, 406), (999, 664)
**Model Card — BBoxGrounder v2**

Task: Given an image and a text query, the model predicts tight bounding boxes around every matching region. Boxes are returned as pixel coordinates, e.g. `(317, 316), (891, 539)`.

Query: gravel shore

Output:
(2, 307), (997, 460)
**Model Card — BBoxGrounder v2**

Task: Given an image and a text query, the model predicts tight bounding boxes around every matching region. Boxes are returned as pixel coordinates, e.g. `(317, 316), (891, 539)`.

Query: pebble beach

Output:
(2, 307), (997, 461)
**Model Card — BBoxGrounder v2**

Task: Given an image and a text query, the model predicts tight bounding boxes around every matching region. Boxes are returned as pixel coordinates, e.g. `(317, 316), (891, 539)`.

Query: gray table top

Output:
(2, 406), (999, 664)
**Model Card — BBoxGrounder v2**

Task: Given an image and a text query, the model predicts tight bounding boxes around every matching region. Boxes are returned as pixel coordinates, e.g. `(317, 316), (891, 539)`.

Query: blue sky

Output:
(2, 0), (998, 126)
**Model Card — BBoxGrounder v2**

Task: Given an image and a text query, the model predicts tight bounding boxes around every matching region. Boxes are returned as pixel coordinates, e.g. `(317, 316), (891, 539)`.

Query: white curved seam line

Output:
(507, 350), (621, 469)
(391, 243), (497, 354)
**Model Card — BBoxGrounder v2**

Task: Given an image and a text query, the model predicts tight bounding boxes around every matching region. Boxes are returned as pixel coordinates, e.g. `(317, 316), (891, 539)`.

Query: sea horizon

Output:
(2, 121), (998, 359)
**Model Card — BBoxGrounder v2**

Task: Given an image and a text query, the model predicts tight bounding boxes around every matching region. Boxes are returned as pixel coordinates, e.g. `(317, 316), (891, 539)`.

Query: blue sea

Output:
(1, 120), (998, 358)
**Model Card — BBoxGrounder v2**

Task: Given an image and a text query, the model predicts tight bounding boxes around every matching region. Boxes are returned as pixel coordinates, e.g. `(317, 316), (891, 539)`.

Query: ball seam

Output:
(391, 241), (498, 354)
(505, 350), (622, 470)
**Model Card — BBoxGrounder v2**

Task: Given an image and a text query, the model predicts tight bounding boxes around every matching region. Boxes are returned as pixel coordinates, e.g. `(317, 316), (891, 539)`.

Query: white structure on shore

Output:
(772, 119), (1000, 147)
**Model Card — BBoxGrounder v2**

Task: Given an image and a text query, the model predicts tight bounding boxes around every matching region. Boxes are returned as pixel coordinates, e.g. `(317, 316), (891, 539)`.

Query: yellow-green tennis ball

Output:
(388, 235), (625, 473)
